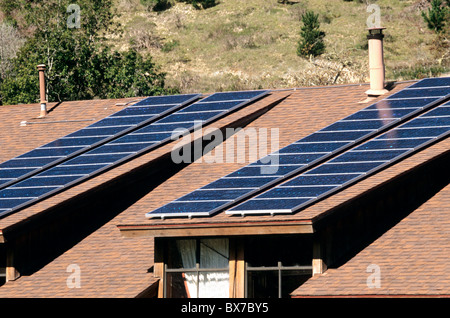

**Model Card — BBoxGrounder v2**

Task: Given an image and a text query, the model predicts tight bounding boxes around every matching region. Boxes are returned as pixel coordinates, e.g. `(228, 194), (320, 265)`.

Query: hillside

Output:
(112, 0), (449, 93)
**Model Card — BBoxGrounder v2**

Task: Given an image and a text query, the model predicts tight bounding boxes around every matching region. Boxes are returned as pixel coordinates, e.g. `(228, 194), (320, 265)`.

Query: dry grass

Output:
(112, 0), (448, 93)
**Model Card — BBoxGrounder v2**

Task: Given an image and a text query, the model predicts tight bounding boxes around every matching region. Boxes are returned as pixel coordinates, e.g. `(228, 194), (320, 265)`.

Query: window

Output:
(164, 238), (229, 298)
(245, 235), (313, 298)
(159, 234), (314, 298)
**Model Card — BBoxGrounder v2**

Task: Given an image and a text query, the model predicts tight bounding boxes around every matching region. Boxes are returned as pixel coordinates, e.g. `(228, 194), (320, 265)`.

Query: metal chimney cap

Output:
(367, 27), (385, 39)
(37, 64), (46, 70)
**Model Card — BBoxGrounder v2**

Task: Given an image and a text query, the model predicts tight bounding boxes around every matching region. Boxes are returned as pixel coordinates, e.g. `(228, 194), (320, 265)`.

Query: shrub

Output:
(0, 0), (175, 105)
(421, 0), (449, 34)
(297, 10), (326, 58)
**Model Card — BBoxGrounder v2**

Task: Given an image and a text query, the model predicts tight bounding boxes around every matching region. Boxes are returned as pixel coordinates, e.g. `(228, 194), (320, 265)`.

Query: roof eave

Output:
(118, 219), (314, 238)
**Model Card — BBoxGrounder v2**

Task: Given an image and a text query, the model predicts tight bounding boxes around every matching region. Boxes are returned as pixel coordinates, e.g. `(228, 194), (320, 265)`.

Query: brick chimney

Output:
(365, 27), (388, 96)
(37, 64), (47, 118)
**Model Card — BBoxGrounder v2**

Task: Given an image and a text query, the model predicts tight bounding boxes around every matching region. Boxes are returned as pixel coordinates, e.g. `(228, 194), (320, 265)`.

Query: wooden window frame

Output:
(161, 238), (230, 298)
(245, 262), (312, 298)
(154, 235), (316, 298)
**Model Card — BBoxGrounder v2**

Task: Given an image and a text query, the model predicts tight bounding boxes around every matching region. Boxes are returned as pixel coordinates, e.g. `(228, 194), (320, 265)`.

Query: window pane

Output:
(166, 272), (197, 298)
(245, 237), (278, 267)
(246, 235), (312, 267)
(167, 239), (196, 269)
(281, 270), (312, 298)
(167, 271), (229, 298)
(247, 270), (278, 298)
(165, 238), (230, 298)
(200, 238), (229, 269)
(198, 271), (229, 298)
(279, 237), (312, 267)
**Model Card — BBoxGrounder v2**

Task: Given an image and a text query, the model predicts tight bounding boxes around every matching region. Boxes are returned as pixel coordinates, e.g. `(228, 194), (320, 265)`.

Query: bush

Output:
(297, 10), (326, 58)
(421, 0), (449, 34)
(0, 0), (176, 105)
(391, 65), (449, 80)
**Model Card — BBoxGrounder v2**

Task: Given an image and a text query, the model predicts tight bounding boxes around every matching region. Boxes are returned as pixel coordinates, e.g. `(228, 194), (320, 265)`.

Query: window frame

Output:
(245, 261), (313, 298)
(243, 234), (314, 298)
(158, 234), (314, 298)
(163, 238), (230, 298)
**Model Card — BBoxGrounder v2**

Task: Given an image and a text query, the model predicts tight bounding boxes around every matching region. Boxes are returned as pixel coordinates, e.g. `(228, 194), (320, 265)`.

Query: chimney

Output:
(37, 64), (47, 118)
(365, 27), (388, 96)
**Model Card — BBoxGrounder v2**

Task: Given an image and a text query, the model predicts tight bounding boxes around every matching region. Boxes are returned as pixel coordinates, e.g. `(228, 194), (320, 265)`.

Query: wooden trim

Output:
(154, 262), (164, 279)
(153, 238), (165, 298)
(312, 241), (327, 276)
(6, 246), (19, 281)
(119, 221), (314, 238)
(229, 238), (245, 298)
(153, 238), (164, 278)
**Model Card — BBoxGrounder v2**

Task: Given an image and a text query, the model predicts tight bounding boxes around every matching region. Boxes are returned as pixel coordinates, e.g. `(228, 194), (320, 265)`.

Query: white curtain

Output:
(199, 238), (229, 298)
(176, 238), (229, 298)
(176, 240), (197, 298)
(198, 272), (229, 298)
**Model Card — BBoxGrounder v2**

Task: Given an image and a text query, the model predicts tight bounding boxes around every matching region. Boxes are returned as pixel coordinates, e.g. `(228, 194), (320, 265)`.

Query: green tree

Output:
(0, 0), (176, 105)
(421, 0), (449, 34)
(297, 10), (326, 58)
(0, 22), (25, 79)
(98, 48), (174, 98)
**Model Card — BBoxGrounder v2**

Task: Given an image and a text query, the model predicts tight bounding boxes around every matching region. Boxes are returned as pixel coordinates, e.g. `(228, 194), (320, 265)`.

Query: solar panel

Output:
(146, 77), (450, 219)
(227, 100), (450, 215)
(0, 94), (201, 190)
(0, 90), (269, 218)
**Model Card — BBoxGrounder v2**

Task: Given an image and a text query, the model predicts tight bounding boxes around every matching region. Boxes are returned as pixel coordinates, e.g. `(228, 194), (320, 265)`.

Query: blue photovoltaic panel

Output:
(146, 77), (450, 218)
(0, 90), (269, 218)
(406, 77), (450, 88)
(228, 100), (450, 215)
(0, 94), (201, 190)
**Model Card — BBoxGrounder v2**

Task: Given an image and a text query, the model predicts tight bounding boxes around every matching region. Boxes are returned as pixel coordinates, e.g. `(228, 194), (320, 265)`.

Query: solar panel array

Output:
(228, 99), (450, 215)
(0, 94), (201, 190)
(0, 90), (269, 218)
(146, 77), (450, 219)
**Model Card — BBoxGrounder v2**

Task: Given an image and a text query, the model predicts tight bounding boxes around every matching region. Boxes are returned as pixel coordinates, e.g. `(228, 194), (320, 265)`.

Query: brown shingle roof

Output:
(0, 90), (290, 296)
(117, 81), (445, 227)
(0, 98), (141, 163)
(291, 183), (450, 297)
(0, 81), (448, 297)
(0, 91), (288, 229)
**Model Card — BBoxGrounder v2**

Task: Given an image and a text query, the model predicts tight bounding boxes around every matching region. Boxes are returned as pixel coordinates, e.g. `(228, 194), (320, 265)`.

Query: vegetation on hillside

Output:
(0, 0), (176, 105)
(114, 0), (449, 93)
(0, 0), (448, 104)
